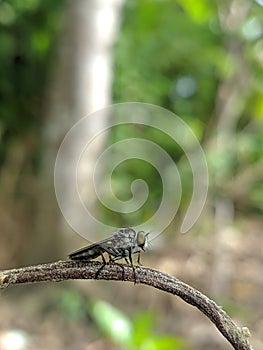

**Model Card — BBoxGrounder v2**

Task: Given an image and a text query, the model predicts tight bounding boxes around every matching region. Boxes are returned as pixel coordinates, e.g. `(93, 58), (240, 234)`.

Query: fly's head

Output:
(136, 231), (150, 251)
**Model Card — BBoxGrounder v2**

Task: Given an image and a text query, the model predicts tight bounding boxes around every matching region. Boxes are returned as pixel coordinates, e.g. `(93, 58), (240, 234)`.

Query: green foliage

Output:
(58, 289), (87, 321)
(91, 300), (133, 345)
(109, 0), (221, 226)
(90, 300), (186, 350)
(0, 0), (64, 165)
(113, 0), (220, 119)
(57, 291), (185, 349)
(111, 0), (263, 221)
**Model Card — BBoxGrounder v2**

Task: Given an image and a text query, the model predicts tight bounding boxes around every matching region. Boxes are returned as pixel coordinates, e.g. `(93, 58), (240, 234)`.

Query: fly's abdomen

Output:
(69, 244), (102, 261)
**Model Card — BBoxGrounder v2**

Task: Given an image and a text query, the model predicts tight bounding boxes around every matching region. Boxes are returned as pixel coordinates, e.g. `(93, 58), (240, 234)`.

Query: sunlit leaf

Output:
(91, 300), (133, 345)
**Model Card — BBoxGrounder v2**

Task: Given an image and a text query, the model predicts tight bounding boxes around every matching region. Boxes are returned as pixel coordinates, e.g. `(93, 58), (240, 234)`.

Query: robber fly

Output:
(69, 227), (149, 267)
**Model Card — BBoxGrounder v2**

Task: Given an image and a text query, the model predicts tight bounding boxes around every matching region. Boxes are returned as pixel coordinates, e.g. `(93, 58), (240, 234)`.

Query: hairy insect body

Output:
(69, 227), (148, 266)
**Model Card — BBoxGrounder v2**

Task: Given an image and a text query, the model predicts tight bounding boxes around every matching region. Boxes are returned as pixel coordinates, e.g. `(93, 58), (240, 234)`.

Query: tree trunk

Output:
(28, 0), (123, 263)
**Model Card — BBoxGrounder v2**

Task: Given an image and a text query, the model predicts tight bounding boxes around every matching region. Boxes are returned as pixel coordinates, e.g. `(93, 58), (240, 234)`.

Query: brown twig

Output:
(0, 260), (253, 350)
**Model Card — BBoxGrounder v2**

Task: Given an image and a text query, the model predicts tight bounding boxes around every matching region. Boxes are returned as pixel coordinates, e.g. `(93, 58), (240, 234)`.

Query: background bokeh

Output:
(0, 0), (263, 349)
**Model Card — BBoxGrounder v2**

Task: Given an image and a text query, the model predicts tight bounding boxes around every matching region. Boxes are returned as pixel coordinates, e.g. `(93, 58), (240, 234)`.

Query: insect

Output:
(69, 227), (149, 268)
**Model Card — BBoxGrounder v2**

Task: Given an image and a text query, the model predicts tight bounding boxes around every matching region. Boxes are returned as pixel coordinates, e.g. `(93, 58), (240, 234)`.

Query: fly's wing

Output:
(68, 238), (112, 261)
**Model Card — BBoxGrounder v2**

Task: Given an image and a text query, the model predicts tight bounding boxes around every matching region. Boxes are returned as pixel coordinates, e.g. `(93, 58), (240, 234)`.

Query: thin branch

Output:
(0, 260), (253, 350)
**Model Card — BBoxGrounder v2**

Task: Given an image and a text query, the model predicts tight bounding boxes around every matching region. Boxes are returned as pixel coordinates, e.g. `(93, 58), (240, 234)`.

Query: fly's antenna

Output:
(146, 230), (165, 251)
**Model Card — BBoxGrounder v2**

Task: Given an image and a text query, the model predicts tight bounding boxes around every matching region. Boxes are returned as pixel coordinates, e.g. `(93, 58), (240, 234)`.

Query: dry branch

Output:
(0, 260), (253, 350)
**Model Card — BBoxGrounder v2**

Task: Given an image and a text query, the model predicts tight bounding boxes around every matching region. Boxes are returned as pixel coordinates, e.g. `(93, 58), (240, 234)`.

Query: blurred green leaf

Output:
(177, 0), (215, 24)
(140, 336), (186, 350)
(90, 301), (186, 350)
(250, 182), (263, 211)
(58, 289), (87, 321)
(91, 300), (133, 346)
(133, 311), (156, 343)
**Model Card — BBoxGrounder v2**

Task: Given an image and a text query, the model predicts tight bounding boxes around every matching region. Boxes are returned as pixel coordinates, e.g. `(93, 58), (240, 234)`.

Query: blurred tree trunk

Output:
(27, 0), (123, 263)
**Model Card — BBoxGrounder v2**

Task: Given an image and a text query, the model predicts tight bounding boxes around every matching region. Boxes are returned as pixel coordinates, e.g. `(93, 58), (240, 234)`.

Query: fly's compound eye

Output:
(137, 231), (146, 248)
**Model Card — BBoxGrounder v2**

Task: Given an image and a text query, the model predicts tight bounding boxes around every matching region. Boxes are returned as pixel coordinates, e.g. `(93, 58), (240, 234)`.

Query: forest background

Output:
(0, 0), (263, 349)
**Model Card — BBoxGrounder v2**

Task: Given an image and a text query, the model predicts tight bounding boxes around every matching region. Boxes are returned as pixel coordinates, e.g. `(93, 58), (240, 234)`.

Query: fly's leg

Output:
(137, 253), (142, 266)
(95, 250), (107, 279)
(128, 248), (137, 284)
(100, 251), (106, 264)
(109, 255), (125, 280)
